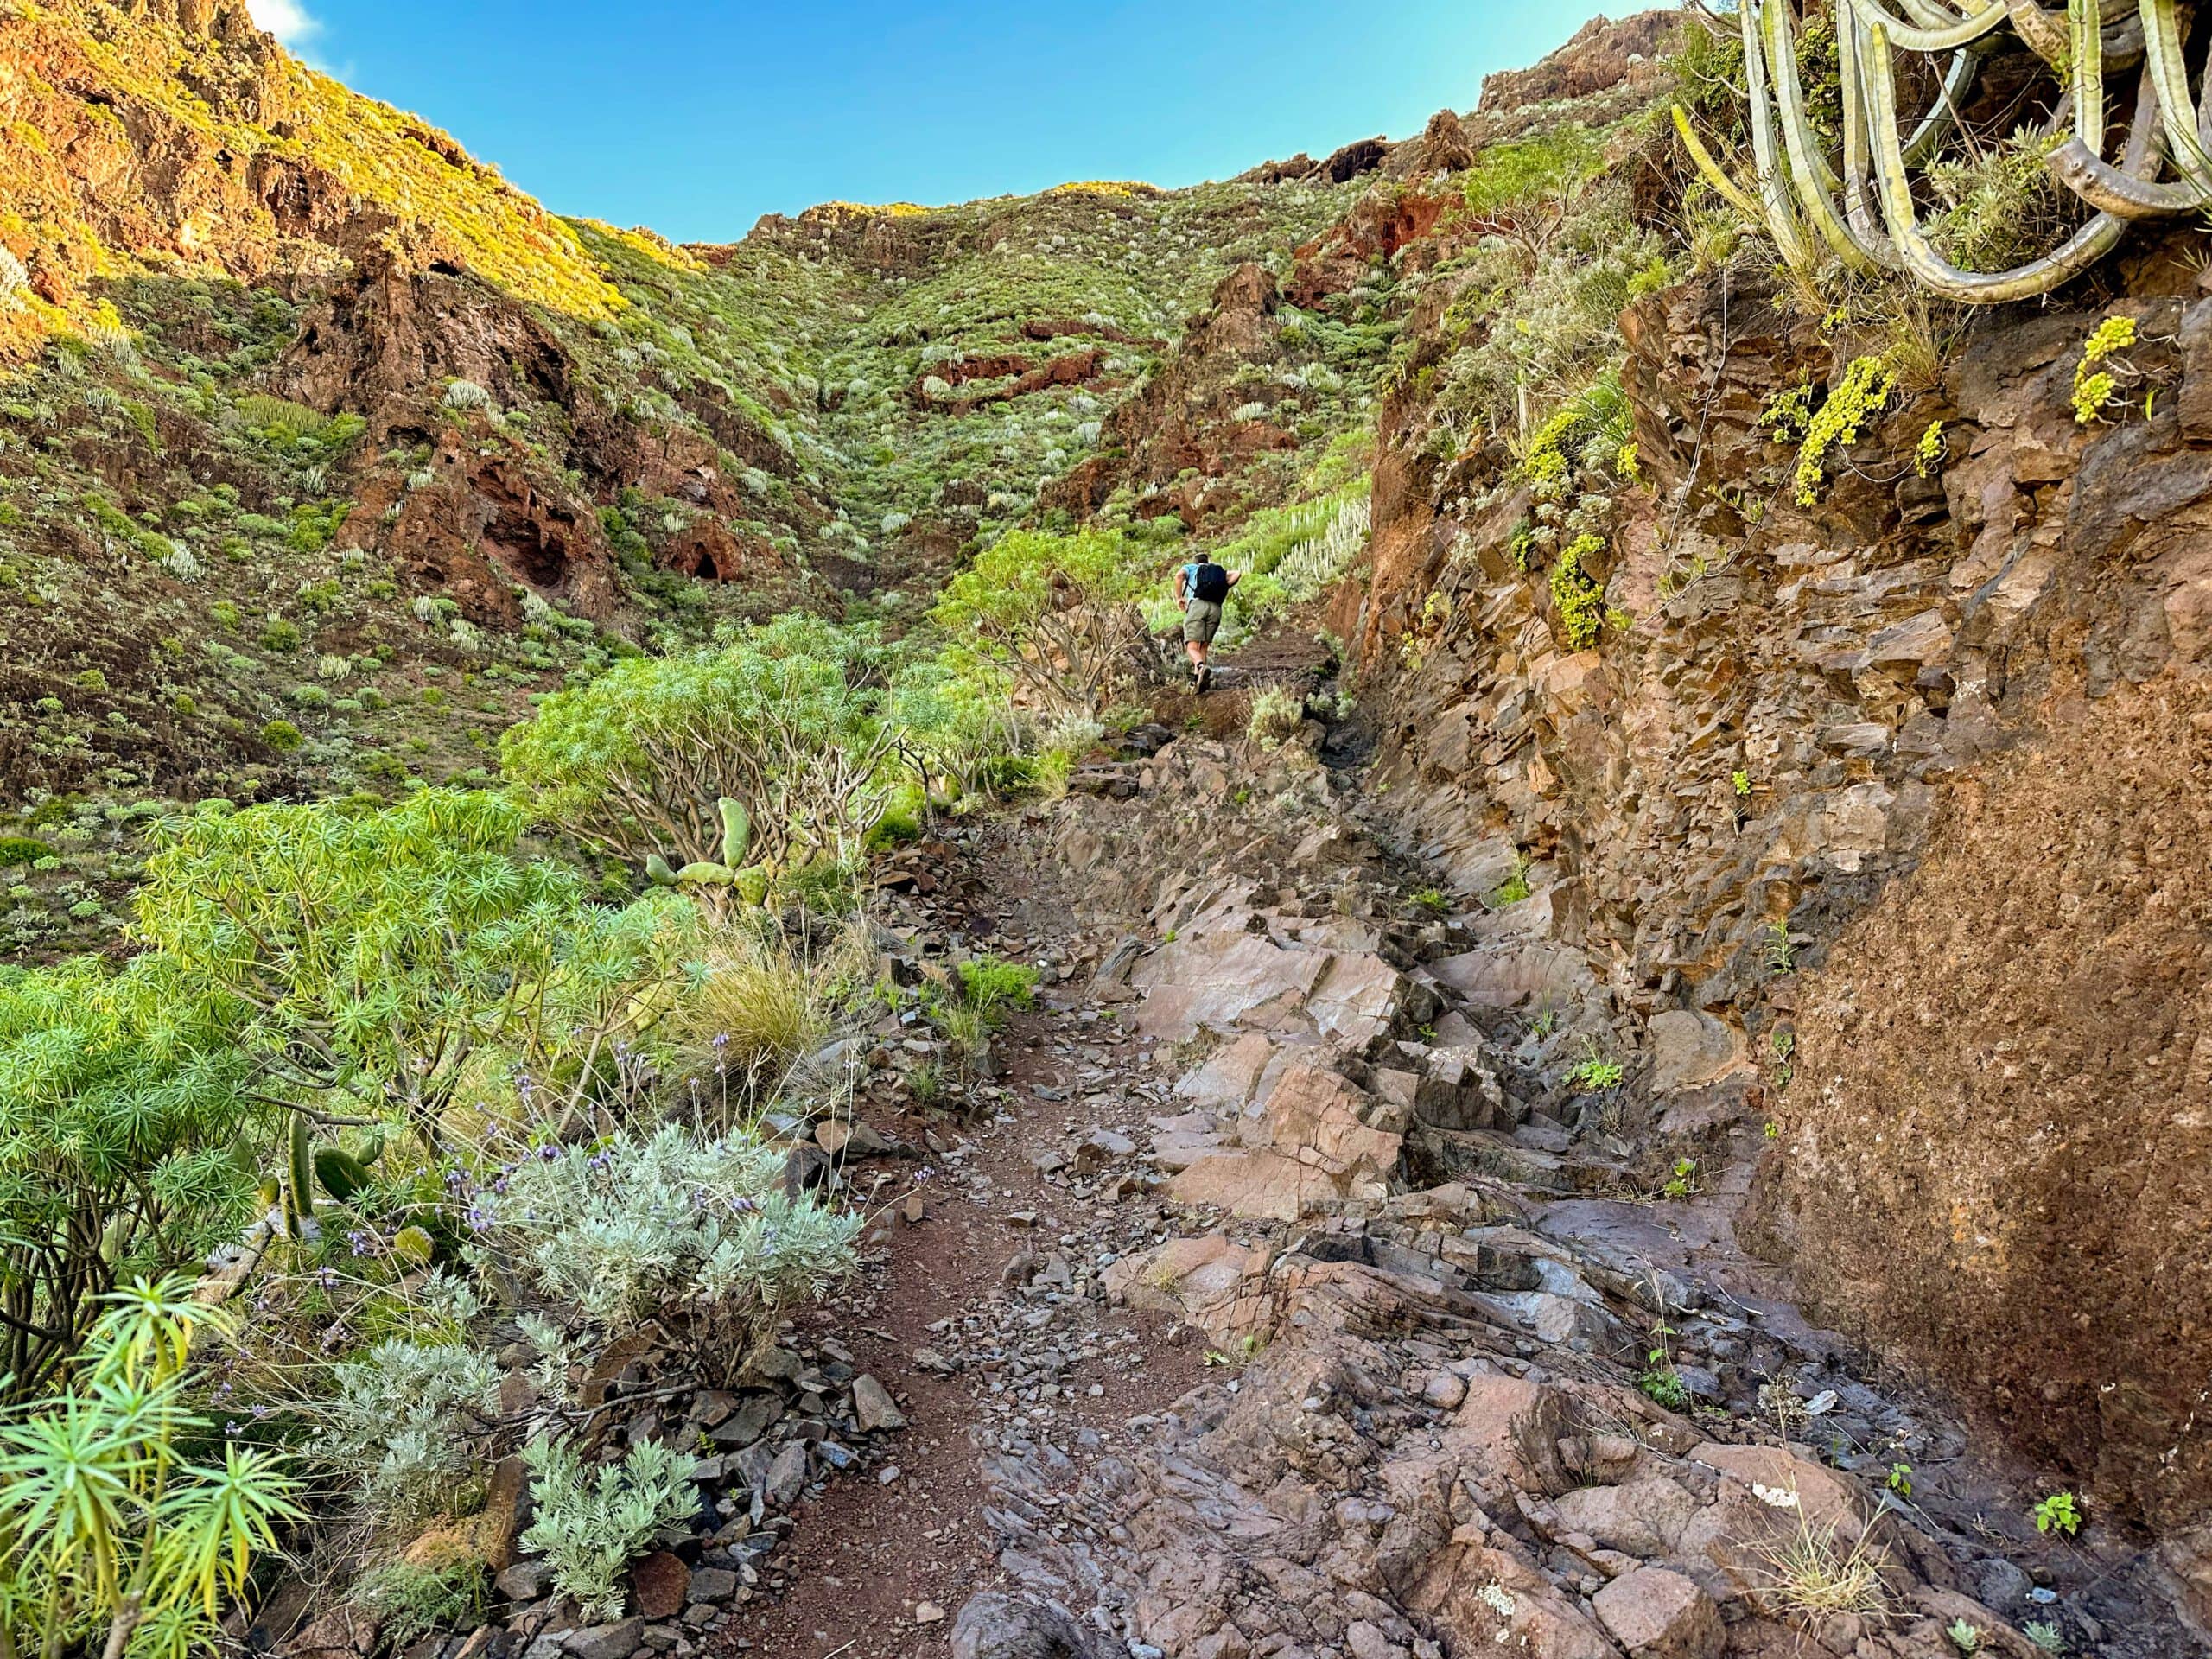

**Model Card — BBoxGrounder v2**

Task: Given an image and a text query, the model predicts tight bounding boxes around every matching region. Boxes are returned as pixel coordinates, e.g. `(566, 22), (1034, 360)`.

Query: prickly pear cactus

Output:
(645, 797), (766, 909)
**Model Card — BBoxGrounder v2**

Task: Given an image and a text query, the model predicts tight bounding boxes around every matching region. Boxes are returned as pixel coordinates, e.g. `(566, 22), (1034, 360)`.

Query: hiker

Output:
(1173, 554), (1241, 691)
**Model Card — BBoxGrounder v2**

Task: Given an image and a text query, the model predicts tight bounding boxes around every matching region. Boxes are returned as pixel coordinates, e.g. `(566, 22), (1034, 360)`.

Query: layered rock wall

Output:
(1350, 265), (2212, 1529)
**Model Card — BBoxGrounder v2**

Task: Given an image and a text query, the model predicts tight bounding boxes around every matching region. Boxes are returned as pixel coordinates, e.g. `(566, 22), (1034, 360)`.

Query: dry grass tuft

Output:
(671, 917), (871, 1108)
(1747, 1507), (1904, 1632)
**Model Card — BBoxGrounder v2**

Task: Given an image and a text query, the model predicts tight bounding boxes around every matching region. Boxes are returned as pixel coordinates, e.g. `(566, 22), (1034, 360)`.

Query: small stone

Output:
(564, 1619), (645, 1659)
(1422, 1370), (1467, 1410)
(761, 1442), (808, 1508)
(495, 1560), (555, 1601)
(629, 1552), (689, 1622)
(878, 1464), (902, 1484)
(686, 1567), (739, 1603)
(853, 1374), (906, 1432)
(749, 1348), (803, 1385)
(913, 1601), (944, 1624)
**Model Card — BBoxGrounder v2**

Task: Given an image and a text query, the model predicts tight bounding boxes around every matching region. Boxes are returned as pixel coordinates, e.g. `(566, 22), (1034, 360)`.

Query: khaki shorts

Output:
(1182, 599), (1224, 644)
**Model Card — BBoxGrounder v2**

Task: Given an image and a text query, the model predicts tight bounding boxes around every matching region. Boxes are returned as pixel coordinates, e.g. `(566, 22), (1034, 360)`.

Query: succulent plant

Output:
(644, 798), (768, 908)
(1675, 0), (2209, 302)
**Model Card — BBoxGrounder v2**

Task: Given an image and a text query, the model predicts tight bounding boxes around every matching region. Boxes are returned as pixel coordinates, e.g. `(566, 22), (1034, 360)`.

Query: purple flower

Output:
(315, 1266), (338, 1287)
(251, 1403), (270, 1420)
(538, 1144), (558, 1161)
(225, 1420), (241, 1436)
(346, 1230), (373, 1256)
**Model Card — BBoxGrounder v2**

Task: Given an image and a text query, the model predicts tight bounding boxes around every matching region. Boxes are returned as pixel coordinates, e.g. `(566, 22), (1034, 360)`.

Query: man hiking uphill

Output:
(1174, 554), (1241, 692)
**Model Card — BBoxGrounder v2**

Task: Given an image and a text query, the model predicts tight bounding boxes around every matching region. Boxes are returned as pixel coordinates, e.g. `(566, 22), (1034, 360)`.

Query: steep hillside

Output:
(0, 0), (1382, 954)
(1249, 4), (2212, 1566)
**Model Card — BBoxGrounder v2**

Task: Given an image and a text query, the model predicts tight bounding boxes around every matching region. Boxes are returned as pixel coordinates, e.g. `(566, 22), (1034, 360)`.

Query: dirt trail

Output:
(715, 840), (1206, 1659)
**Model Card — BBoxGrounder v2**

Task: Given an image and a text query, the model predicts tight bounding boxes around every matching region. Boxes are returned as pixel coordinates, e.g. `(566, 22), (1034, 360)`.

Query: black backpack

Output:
(1191, 561), (1230, 604)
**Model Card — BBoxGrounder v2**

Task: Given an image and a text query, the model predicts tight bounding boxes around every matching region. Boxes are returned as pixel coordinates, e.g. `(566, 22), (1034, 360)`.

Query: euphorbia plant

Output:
(0, 1277), (302, 1659)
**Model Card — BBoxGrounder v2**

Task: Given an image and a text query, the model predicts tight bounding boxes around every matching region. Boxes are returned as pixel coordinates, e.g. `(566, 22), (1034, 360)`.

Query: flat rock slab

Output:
(1431, 940), (1592, 1010)
(1592, 1567), (1723, 1657)
(1171, 1146), (1376, 1221)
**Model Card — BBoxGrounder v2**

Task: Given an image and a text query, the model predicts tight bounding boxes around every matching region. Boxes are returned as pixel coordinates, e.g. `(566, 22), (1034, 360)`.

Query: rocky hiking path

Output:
(682, 710), (2201, 1659)
(712, 833), (1214, 1659)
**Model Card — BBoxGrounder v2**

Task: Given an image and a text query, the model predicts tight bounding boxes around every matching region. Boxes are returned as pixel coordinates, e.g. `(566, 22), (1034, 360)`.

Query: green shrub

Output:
(518, 1437), (699, 1623)
(0, 959), (264, 1388)
(0, 837), (53, 868)
(1461, 123), (1607, 218)
(1928, 128), (2076, 276)
(959, 955), (1039, 1026)
(1566, 1041), (1624, 1091)
(1245, 686), (1305, 750)
(259, 718), (305, 752)
(235, 393), (334, 446)
(474, 1122), (861, 1376)
(863, 782), (926, 850)
(1764, 356), (1896, 505)
(134, 790), (696, 1141)
(671, 924), (842, 1092)
(0, 1278), (302, 1653)
(1548, 534), (1607, 649)
(501, 616), (898, 873)
(353, 1560), (486, 1647)
(931, 528), (1152, 716)
(319, 1332), (500, 1519)
(2033, 1491), (2082, 1536)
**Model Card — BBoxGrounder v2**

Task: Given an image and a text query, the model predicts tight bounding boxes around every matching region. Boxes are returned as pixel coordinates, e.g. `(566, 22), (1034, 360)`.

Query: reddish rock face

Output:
(276, 253), (576, 422)
(1350, 232), (2212, 1533)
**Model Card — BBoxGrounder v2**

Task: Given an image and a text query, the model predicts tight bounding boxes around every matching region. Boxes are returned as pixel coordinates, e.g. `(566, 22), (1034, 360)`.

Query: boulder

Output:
(1245, 1060), (1402, 1172)
(1430, 941), (1592, 1011)
(950, 1592), (1108, 1659)
(1591, 1567), (1724, 1657)
(1171, 1146), (1377, 1221)
(1103, 1233), (1272, 1342)
(1173, 1031), (1282, 1112)
(1644, 1011), (1747, 1096)
(1548, 1479), (1700, 1558)
(1413, 1045), (1506, 1129)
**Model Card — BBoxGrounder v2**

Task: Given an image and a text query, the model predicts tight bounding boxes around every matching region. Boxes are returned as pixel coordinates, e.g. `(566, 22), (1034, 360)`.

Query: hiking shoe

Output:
(1196, 664), (1212, 694)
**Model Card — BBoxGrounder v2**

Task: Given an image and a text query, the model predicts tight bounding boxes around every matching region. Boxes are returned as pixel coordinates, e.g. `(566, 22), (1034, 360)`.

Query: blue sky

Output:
(246, 1), (1615, 243)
